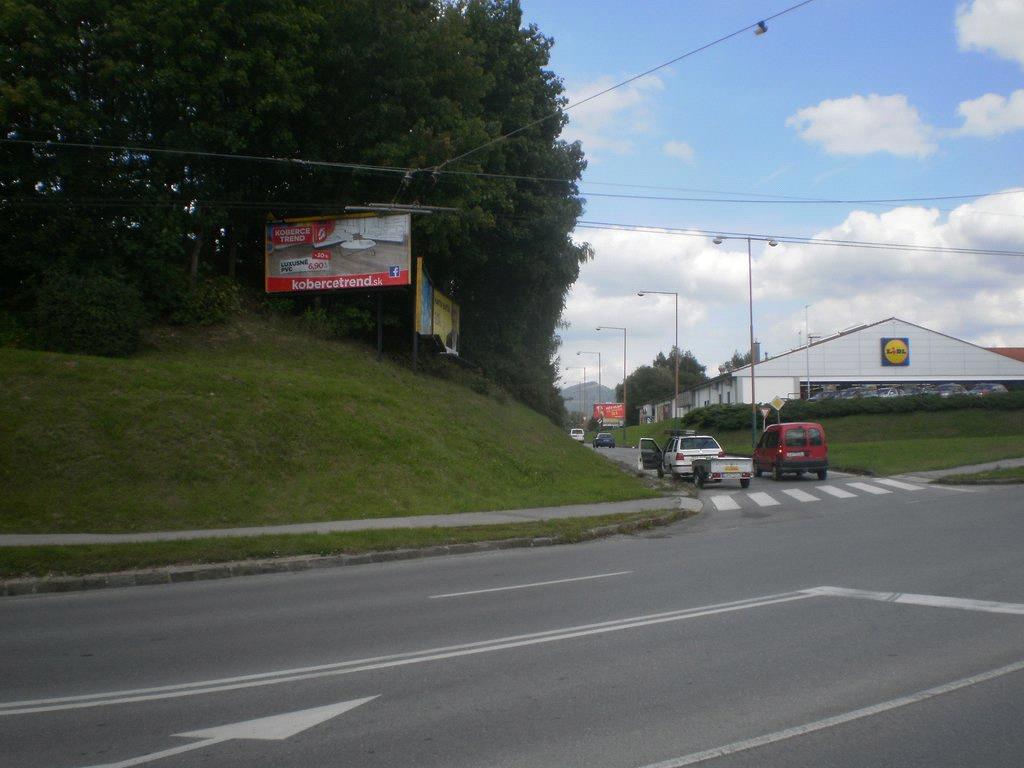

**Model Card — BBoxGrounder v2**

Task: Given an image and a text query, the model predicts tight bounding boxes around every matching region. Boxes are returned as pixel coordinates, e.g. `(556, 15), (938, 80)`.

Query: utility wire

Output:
(431, 0), (820, 171)
(575, 220), (1024, 258)
(5, 137), (1021, 213)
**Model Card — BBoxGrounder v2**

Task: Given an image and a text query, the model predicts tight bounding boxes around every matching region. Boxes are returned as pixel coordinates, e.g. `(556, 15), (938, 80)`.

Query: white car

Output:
(570, 428), (585, 442)
(639, 433), (724, 479)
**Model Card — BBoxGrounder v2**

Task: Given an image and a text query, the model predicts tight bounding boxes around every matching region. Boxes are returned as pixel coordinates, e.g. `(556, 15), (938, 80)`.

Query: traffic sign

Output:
(770, 396), (786, 410)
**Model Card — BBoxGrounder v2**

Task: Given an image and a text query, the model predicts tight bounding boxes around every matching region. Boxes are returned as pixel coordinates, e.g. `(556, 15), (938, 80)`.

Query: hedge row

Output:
(682, 392), (1024, 432)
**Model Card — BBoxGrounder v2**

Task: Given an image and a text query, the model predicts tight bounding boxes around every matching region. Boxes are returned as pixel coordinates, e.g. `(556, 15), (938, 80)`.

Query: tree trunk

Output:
(189, 227), (204, 288)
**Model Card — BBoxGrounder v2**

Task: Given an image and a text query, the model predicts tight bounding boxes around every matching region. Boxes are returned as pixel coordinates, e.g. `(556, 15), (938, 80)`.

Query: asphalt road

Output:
(2, 478), (1023, 768)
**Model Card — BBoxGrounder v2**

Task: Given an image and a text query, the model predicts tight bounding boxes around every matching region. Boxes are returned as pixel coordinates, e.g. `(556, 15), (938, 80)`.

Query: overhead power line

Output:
(432, 0), (820, 171)
(575, 220), (1024, 259)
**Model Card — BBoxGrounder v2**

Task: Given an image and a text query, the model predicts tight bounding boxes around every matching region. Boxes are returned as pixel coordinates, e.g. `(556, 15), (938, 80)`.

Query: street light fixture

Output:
(637, 290), (679, 422)
(595, 326), (627, 444)
(711, 235), (778, 448)
(576, 351), (602, 412)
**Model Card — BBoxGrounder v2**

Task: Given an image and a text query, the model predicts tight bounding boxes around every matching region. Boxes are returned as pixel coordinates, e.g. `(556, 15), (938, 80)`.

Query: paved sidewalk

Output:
(894, 457), (1024, 482)
(0, 496), (696, 547)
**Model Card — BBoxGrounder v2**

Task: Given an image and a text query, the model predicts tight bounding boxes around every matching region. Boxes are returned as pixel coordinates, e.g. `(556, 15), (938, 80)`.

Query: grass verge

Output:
(0, 512), (675, 579)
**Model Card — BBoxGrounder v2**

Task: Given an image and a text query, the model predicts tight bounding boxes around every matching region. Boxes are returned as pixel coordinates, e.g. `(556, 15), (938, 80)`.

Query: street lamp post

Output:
(596, 326), (627, 444)
(576, 351), (602, 422)
(637, 290), (679, 422)
(712, 235), (778, 449)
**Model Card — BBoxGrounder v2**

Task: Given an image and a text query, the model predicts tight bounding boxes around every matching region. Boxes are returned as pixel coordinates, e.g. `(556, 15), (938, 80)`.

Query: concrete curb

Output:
(1, 503), (700, 598)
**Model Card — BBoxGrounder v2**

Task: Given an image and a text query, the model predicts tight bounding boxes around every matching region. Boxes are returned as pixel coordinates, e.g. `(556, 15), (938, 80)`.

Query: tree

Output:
(724, 350), (752, 369)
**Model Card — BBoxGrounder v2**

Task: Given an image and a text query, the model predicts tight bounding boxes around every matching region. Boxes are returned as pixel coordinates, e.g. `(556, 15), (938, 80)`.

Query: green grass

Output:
(604, 410), (1024, 476)
(936, 466), (1024, 484)
(0, 317), (658, 534)
(0, 512), (673, 579)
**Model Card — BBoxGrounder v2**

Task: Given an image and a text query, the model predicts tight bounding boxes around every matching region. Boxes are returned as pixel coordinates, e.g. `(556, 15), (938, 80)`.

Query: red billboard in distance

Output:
(593, 402), (626, 425)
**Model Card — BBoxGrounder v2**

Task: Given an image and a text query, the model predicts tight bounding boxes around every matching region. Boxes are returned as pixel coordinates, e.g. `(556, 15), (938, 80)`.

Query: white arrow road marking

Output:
(78, 697), (377, 768)
(429, 570), (633, 599)
(632, 660), (1024, 767)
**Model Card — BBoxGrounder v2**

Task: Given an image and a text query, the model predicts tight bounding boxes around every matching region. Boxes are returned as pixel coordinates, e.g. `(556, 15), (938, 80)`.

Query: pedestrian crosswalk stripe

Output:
(747, 492), (781, 507)
(782, 489), (819, 503)
(874, 478), (925, 491)
(846, 482), (891, 495)
(710, 496), (741, 511)
(818, 485), (856, 499)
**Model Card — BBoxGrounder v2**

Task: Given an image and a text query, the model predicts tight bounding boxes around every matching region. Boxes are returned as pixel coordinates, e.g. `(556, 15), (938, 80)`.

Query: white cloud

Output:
(662, 140), (695, 163)
(956, 0), (1024, 69)
(786, 94), (937, 158)
(956, 89), (1024, 136)
(559, 191), (1024, 381)
(561, 75), (664, 160)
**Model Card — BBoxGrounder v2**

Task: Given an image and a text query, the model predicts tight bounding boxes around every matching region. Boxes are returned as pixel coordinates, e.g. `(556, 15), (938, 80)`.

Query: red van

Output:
(753, 422), (828, 481)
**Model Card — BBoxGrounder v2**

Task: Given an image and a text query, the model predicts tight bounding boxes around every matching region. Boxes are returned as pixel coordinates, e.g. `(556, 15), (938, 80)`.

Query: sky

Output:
(513, 0), (1024, 392)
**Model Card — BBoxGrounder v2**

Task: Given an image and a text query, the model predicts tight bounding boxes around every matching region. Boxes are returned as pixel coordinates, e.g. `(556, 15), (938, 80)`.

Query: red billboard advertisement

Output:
(593, 402), (626, 425)
(265, 213), (411, 293)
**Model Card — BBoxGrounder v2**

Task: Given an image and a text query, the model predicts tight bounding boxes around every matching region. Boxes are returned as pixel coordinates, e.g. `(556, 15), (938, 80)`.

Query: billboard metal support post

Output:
(376, 294), (383, 361)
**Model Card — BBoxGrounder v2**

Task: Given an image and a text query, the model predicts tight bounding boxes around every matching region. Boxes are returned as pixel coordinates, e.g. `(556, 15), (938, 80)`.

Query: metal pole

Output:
(377, 293), (383, 361)
(804, 304), (810, 399)
(674, 292), (679, 423)
(581, 366), (586, 421)
(748, 238), (756, 449)
(622, 328), (628, 445)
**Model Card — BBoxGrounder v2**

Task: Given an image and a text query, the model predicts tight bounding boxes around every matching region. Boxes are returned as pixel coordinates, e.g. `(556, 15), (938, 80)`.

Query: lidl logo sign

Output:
(881, 337), (910, 366)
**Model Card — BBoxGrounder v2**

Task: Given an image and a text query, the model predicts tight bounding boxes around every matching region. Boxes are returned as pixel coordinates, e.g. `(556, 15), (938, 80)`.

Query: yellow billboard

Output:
(431, 289), (460, 355)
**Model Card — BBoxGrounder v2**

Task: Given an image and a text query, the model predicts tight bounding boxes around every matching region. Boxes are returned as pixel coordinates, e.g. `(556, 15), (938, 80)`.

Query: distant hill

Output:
(560, 381), (616, 416)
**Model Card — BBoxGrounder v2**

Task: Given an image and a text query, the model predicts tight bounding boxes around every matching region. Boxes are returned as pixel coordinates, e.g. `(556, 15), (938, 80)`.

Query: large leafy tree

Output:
(0, 0), (586, 420)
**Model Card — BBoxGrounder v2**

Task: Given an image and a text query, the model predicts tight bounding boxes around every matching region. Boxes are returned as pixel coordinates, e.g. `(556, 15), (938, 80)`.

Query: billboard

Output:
(432, 289), (460, 355)
(415, 257), (433, 334)
(880, 337), (910, 366)
(593, 402), (626, 426)
(265, 213), (411, 293)
(414, 257), (460, 355)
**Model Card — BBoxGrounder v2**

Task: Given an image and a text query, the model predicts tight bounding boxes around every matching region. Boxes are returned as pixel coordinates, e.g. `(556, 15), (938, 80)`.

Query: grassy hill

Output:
(0, 318), (657, 534)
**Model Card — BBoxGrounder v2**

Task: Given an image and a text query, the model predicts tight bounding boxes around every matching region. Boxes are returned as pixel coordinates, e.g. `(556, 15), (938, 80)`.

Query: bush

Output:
(682, 391), (1024, 430)
(34, 273), (146, 357)
(171, 276), (242, 326)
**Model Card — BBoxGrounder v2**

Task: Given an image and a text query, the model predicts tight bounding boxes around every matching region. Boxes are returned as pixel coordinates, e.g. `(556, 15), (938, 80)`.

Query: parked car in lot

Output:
(901, 383), (935, 396)
(570, 428), (585, 442)
(968, 382), (1009, 396)
(593, 432), (616, 448)
(934, 383), (968, 398)
(807, 390), (837, 401)
(877, 386), (903, 398)
(638, 432), (723, 479)
(753, 422), (828, 481)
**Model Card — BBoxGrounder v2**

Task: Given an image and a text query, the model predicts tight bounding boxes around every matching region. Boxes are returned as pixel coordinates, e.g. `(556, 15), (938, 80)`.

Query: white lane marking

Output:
(429, 570), (632, 599)
(781, 489), (818, 503)
(809, 586), (1024, 615)
(633, 659), (1024, 768)
(874, 479), (925, 491)
(0, 590), (818, 716)
(846, 482), (891, 495)
(817, 485), (856, 499)
(709, 496), (740, 511)
(747, 492), (780, 508)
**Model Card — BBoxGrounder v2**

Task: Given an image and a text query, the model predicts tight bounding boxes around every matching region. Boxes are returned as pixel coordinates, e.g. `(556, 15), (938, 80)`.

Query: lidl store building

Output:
(677, 317), (1024, 414)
